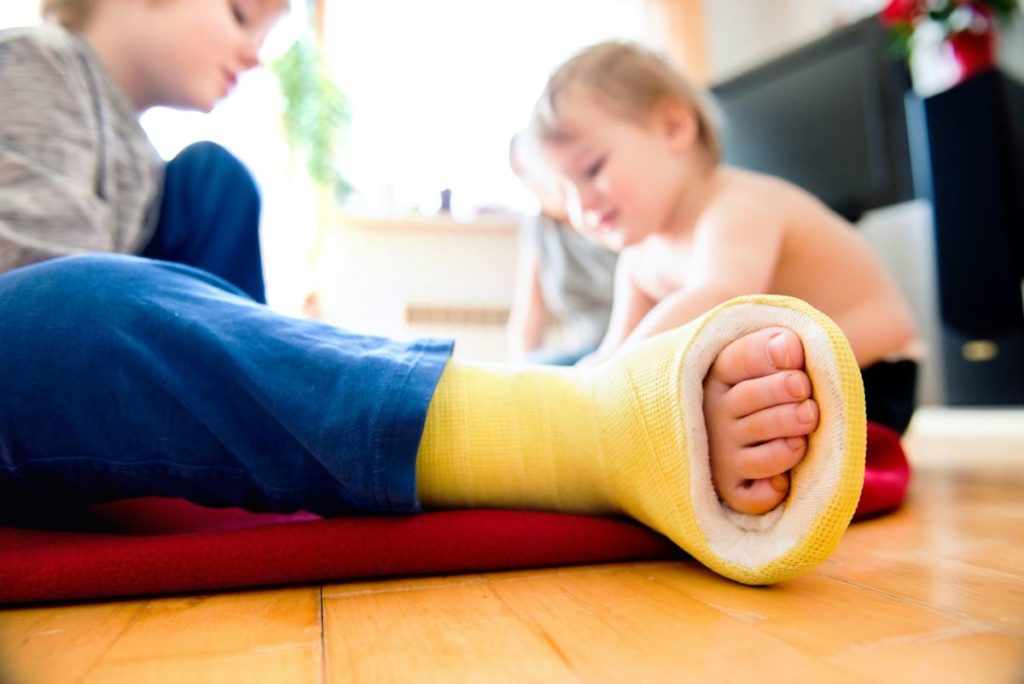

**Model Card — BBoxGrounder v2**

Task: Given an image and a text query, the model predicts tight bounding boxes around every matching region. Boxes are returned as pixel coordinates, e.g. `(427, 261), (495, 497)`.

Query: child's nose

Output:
(574, 183), (601, 213)
(238, 38), (260, 71)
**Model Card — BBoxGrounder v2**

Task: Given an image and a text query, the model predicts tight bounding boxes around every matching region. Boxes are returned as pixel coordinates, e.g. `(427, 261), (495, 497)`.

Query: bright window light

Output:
(323, 0), (657, 218)
(3, 1), (658, 219)
(0, 3), (39, 28)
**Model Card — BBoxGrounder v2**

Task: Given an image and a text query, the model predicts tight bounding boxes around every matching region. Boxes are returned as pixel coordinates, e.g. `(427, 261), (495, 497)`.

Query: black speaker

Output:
(907, 69), (1024, 405)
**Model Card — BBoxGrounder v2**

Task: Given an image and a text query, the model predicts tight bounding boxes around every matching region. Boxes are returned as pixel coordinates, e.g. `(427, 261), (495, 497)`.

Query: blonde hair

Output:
(533, 41), (722, 165)
(41, 0), (291, 31)
(40, 0), (90, 30)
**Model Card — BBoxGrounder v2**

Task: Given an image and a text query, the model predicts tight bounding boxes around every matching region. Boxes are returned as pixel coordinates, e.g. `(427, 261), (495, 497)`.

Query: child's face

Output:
(541, 94), (689, 250)
(123, 0), (283, 111)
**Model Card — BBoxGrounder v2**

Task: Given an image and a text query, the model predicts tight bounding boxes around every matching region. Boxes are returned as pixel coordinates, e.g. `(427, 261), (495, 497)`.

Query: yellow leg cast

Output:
(416, 295), (866, 585)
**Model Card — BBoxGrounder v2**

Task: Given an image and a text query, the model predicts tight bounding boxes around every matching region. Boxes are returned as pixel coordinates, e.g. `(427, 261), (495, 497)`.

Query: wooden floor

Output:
(1, 408), (1022, 683)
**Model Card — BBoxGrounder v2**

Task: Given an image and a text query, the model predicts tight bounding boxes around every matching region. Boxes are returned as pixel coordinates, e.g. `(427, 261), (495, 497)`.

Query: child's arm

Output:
(0, 32), (139, 274)
(580, 248), (657, 366)
(506, 247), (550, 361)
(615, 198), (785, 355)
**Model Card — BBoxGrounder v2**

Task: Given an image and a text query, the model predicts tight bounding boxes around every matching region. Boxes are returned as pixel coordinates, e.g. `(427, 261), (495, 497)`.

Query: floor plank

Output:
(323, 564), (864, 683)
(0, 588), (322, 684)
(637, 563), (958, 656)
(826, 626), (1024, 684)
(0, 601), (144, 684)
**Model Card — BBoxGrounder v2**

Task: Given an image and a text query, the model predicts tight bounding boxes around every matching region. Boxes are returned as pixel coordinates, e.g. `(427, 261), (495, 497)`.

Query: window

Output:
(0, 3), (38, 28)
(4, 2), (658, 218)
(316, 0), (659, 217)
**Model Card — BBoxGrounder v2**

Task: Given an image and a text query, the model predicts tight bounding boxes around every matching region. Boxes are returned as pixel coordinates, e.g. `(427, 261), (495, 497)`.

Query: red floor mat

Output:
(0, 502), (680, 604)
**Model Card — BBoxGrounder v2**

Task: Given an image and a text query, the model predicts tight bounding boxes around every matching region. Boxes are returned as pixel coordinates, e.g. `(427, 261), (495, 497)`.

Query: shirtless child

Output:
(531, 41), (918, 515)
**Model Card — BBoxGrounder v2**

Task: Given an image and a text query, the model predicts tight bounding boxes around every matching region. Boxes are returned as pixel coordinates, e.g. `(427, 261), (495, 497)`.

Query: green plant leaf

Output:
(271, 34), (351, 194)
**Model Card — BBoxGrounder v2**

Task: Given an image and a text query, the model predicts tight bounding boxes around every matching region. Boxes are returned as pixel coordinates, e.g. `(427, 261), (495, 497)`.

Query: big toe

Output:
(707, 327), (806, 387)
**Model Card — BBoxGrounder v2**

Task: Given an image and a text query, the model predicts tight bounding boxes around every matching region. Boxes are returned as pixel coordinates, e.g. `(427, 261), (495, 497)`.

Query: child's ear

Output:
(654, 99), (699, 154)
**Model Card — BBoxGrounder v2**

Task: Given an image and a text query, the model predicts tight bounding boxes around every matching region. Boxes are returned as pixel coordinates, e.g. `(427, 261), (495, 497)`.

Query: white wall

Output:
(702, 0), (885, 80)
(316, 215), (519, 362)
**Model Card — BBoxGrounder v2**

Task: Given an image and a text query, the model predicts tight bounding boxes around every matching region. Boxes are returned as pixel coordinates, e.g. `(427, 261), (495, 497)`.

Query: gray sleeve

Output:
(0, 33), (114, 272)
(517, 213), (542, 253)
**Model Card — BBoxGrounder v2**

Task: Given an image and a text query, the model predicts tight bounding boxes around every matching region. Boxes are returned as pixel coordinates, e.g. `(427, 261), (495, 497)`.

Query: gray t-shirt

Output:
(522, 213), (618, 350)
(0, 23), (163, 274)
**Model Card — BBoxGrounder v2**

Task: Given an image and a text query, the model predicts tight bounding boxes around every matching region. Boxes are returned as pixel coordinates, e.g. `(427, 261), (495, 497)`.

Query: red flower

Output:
(880, 0), (1018, 85)
(881, 0), (924, 26)
(949, 28), (997, 78)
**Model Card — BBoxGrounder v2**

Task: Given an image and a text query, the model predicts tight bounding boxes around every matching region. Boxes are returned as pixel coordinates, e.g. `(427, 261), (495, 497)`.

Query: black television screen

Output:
(711, 16), (914, 221)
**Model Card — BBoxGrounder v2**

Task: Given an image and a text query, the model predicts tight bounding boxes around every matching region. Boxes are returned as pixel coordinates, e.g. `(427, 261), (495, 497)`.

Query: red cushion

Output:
(0, 422), (909, 604)
(0, 504), (679, 604)
(856, 421), (912, 518)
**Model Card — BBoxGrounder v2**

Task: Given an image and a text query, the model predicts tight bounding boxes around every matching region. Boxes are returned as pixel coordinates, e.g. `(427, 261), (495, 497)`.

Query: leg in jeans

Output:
(142, 141), (267, 303)
(1, 258), (869, 584)
(0, 254), (451, 523)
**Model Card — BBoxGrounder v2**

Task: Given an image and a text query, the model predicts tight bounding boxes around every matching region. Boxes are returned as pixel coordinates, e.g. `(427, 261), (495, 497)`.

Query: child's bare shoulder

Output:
(710, 168), (837, 230)
(716, 168), (810, 203)
(694, 168), (796, 233)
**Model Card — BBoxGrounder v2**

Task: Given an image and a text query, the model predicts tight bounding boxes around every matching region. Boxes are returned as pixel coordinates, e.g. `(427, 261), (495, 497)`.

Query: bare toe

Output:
(720, 371), (811, 419)
(712, 437), (806, 513)
(734, 398), (819, 445)
(728, 474), (792, 515)
(734, 437), (808, 480)
(707, 327), (805, 386)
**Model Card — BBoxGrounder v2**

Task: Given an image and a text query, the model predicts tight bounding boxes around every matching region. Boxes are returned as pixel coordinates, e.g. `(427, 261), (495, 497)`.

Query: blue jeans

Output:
(0, 254), (452, 524)
(142, 141), (267, 303)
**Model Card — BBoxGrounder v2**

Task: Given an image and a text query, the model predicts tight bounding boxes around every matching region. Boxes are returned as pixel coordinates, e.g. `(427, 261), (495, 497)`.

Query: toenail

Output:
(797, 400), (816, 423)
(767, 333), (790, 368)
(770, 474), (790, 494)
(785, 372), (808, 398)
(785, 436), (804, 450)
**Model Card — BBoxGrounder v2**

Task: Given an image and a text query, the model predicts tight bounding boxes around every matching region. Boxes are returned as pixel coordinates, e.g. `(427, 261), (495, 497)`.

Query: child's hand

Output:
(702, 328), (818, 514)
